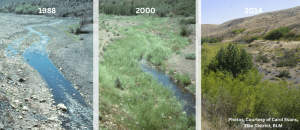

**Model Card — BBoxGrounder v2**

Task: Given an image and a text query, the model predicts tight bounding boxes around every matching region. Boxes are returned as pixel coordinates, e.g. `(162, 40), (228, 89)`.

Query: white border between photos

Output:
(93, 0), (99, 129)
(196, 0), (201, 130)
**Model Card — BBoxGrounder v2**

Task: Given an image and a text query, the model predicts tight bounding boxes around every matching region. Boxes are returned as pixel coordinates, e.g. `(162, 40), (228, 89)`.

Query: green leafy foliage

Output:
(174, 73), (191, 86)
(2, 9), (9, 13)
(146, 44), (170, 65)
(264, 27), (290, 40)
(201, 37), (220, 43)
(202, 42), (300, 129)
(179, 25), (190, 37)
(276, 70), (291, 78)
(185, 53), (196, 60)
(276, 49), (300, 67)
(256, 54), (270, 63)
(68, 23), (81, 34)
(249, 35), (259, 43)
(207, 43), (254, 77)
(232, 28), (246, 35)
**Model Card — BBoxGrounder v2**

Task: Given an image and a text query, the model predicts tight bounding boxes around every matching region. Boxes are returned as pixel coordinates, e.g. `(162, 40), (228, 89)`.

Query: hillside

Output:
(202, 6), (300, 42)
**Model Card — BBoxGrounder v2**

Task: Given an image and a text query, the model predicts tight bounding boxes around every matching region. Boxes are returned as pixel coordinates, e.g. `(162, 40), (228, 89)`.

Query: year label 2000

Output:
(136, 8), (155, 14)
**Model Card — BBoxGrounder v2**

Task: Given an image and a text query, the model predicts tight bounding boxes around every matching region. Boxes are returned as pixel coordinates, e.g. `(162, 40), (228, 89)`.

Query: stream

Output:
(140, 59), (195, 115)
(5, 20), (93, 129)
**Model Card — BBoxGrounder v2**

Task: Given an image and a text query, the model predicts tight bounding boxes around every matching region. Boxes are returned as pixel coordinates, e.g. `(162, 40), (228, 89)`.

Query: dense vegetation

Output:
(264, 27), (291, 40)
(255, 54), (270, 63)
(99, 0), (195, 17)
(232, 28), (246, 35)
(206, 43), (254, 77)
(275, 48), (300, 67)
(202, 42), (300, 129)
(99, 15), (195, 129)
(201, 37), (220, 44)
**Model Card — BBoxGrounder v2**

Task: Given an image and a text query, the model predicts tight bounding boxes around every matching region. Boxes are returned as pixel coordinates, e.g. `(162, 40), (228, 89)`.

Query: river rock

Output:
(22, 111), (26, 115)
(57, 103), (67, 111)
(48, 117), (58, 122)
(39, 99), (46, 103)
(18, 78), (26, 82)
(22, 106), (29, 111)
(13, 100), (19, 104)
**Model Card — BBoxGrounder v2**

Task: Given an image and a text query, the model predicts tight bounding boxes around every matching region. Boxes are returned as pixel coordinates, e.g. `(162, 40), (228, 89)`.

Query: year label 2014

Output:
(245, 8), (262, 14)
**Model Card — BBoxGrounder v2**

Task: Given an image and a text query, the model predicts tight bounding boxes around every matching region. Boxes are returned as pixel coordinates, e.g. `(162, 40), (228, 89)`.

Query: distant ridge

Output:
(202, 6), (300, 42)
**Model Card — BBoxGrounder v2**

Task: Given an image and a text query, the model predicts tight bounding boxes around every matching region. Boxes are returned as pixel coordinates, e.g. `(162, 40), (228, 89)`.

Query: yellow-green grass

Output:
(99, 14), (195, 129)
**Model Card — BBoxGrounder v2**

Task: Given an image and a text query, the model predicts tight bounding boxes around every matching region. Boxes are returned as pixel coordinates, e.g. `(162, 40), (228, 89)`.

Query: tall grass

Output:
(99, 15), (194, 129)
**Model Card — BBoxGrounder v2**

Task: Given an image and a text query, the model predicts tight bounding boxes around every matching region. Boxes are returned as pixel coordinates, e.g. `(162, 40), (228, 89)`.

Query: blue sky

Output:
(201, 0), (300, 24)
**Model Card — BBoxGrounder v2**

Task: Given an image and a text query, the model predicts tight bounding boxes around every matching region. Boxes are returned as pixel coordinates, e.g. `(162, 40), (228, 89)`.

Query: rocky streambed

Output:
(0, 13), (93, 129)
(0, 49), (64, 129)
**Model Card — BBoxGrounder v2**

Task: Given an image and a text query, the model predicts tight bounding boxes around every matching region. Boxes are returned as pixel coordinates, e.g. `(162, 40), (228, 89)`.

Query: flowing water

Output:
(140, 59), (195, 115)
(6, 20), (93, 129)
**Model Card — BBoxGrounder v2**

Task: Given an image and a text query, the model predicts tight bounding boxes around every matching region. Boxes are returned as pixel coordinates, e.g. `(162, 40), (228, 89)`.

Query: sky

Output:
(201, 0), (300, 24)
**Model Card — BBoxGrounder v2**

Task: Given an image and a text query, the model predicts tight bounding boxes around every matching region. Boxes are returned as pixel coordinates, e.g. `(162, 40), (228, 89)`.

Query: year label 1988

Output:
(38, 8), (56, 14)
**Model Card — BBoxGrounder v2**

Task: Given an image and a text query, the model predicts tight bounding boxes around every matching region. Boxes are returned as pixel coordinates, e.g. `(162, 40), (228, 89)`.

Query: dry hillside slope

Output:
(202, 6), (300, 42)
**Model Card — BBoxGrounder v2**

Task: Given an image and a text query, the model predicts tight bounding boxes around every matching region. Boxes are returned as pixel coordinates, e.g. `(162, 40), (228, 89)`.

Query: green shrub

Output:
(276, 49), (299, 67)
(201, 37), (220, 43)
(146, 45), (170, 65)
(264, 27), (290, 40)
(276, 70), (291, 78)
(22, 9), (28, 14)
(15, 6), (23, 14)
(174, 73), (191, 86)
(167, 12), (174, 17)
(68, 23), (81, 34)
(179, 25), (189, 36)
(207, 43), (254, 77)
(256, 54), (270, 63)
(185, 53), (195, 60)
(2, 9), (9, 13)
(285, 31), (296, 38)
(114, 77), (124, 90)
(158, 10), (167, 17)
(271, 55), (276, 60)
(249, 35), (259, 43)
(27, 7), (36, 14)
(232, 28), (246, 35)
(168, 69), (175, 75)
(171, 44), (180, 52)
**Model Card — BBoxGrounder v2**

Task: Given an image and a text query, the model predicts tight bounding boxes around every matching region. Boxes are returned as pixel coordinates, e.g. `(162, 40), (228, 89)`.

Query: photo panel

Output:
(98, 0), (196, 129)
(0, 0), (93, 129)
(201, 0), (300, 129)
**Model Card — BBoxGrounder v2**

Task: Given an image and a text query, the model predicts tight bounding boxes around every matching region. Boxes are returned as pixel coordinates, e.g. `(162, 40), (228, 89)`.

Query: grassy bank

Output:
(99, 14), (195, 129)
